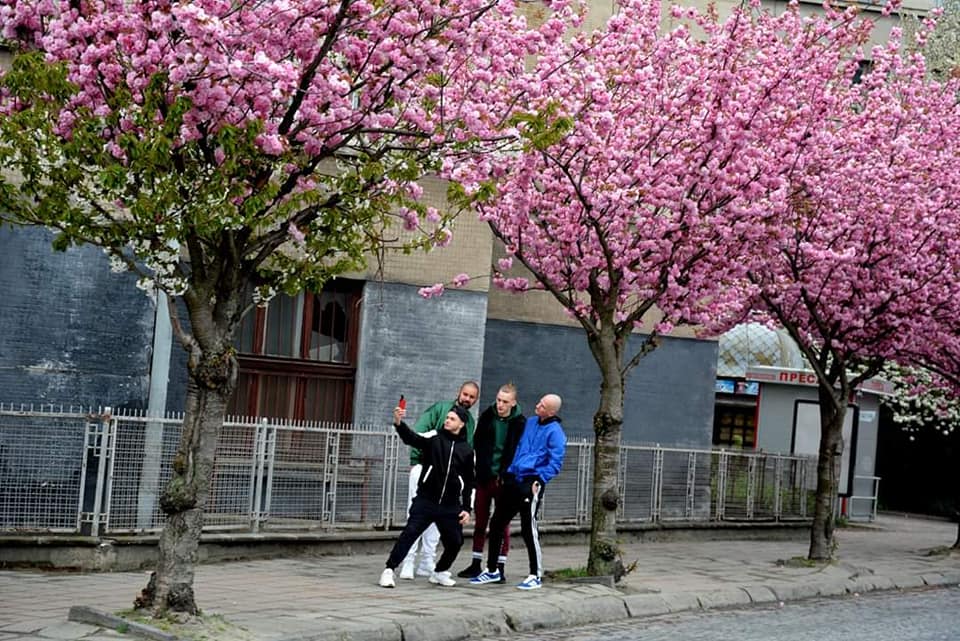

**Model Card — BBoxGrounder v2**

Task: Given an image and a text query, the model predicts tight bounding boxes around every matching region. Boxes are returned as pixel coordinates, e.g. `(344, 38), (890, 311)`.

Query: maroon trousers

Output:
(471, 478), (510, 558)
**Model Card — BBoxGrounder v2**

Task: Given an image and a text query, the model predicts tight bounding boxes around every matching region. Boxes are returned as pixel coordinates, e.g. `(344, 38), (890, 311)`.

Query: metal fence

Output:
(0, 405), (817, 535)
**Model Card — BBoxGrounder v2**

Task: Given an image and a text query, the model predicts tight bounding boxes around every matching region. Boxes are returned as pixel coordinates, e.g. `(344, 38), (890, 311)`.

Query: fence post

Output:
(261, 423), (277, 530)
(79, 408), (115, 535)
(136, 412), (165, 529)
(685, 452), (696, 519)
(250, 419), (269, 532)
(381, 433), (399, 528)
(651, 446), (664, 522)
(617, 447), (628, 522)
(326, 432), (341, 528)
(716, 450), (727, 520)
(774, 456), (784, 521)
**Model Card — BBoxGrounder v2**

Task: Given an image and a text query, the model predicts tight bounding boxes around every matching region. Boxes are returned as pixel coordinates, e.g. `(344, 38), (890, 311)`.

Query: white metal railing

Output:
(0, 404), (819, 535)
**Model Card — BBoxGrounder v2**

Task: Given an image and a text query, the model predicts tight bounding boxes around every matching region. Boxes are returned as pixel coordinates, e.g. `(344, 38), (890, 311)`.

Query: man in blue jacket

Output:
(470, 394), (566, 590)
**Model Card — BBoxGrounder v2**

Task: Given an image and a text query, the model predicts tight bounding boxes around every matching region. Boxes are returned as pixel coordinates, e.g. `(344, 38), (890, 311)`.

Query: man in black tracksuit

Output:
(379, 404), (475, 588)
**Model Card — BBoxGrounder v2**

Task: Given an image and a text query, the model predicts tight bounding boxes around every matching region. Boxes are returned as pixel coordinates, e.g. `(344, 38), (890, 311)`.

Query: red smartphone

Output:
(398, 395), (406, 410)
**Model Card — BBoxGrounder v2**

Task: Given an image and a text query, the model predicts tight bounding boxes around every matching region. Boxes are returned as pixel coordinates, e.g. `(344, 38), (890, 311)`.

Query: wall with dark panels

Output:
(0, 226), (155, 407)
(480, 319), (717, 447)
(352, 282), (488, 427)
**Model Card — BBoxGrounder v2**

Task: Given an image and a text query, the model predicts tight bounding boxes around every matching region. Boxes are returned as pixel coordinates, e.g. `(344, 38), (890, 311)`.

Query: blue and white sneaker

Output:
(516, 575), (542, 590)
(469, 570), (502, 585)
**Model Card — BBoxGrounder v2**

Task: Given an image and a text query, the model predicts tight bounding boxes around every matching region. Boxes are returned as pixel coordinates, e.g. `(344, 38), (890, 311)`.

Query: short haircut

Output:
(460, 380), (480, 394)
(498, 382), (517, 398)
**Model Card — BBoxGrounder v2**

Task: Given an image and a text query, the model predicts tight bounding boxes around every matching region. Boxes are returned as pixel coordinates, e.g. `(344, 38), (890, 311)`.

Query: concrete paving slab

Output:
(27, 623), (97, 641)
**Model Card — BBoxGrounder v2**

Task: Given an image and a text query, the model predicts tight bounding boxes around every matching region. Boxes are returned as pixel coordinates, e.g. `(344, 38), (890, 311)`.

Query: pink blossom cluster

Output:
(417, 282), (444, 298)
(1, 0), (576, 165)
(746, 21), (960, 365)
(445, 0), (889, 336)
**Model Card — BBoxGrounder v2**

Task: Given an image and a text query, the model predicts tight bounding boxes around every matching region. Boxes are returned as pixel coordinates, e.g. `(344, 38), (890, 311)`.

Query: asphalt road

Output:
(485, 587), (960, 641)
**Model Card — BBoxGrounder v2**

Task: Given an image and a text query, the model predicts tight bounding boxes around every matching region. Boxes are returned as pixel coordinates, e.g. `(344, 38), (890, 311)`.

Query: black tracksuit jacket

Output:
(394, 421), (475, 513)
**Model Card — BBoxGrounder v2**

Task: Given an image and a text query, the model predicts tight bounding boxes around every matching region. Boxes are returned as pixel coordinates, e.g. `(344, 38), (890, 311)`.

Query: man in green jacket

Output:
(399, 381), (479, 579)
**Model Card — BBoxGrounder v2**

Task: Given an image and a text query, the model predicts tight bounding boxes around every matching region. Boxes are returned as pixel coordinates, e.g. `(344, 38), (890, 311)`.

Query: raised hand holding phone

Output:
(393, 395), (406, 426)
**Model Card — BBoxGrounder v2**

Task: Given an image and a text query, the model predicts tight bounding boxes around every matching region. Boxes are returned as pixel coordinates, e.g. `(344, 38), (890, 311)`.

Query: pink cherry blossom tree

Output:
(745, 24), (960, 560)
(0, 0), (574, 614)
(443, 0), (883, 574)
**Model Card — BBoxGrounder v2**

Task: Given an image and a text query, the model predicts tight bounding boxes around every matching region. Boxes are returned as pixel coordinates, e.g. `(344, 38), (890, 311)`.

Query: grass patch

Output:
(544, 566), (592, 579)
(925, 545), (957, 557)
(115, 609), (256, 641)
(775, 556), (821, 568)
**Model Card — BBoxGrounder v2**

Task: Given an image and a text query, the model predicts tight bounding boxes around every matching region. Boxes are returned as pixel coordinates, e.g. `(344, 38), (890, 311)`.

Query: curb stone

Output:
(696, 588), (752, 610)
(887, 573), (927, 589)
(400, 618), (472, 641)
(767, 581), (821, 601)
(940, 570), (960, 584)
(621, 594), (671, 617)
(740, 585), (778, 604)
(67, 606), (177, 641)
(503, 595), (628, 632)
(852, 575), (896, 592)
(277, 621), (402, 641)
(460, 610), (513, 638)
(816, 578), (851, 596)
(660, 592), (702, 613)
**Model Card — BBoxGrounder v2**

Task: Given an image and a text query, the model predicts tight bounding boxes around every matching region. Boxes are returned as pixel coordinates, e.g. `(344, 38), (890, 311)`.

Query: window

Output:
(229, 279), (362, 422)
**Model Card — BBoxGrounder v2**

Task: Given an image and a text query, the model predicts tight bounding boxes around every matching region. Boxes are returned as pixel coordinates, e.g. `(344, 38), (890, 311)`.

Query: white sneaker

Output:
(399, 563), (415, 580)
(378, 568), (396, 588)
(428, 571), (456, 587)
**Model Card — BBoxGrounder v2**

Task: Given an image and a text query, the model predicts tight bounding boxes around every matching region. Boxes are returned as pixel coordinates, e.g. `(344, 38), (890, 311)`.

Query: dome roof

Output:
(716, 323), (805, 378)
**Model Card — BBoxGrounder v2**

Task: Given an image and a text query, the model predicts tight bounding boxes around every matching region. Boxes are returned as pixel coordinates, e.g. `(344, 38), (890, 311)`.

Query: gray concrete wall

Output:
(352, 282), (488, 426)
(0, 227), (154, 407)
(480, 319), (718, 447)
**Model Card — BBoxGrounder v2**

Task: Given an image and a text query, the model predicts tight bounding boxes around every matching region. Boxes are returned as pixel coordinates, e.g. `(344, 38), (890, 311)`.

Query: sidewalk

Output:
(2, 515), (959, 641)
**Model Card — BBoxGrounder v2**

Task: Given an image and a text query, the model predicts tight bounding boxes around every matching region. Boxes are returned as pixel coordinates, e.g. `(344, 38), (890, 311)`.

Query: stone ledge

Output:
(68, 606), (177, 641)
(0, 521), (813, 571)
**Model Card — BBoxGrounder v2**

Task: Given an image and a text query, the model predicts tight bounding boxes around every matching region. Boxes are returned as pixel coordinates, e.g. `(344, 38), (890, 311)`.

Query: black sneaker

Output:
(457, 561), (482, 578)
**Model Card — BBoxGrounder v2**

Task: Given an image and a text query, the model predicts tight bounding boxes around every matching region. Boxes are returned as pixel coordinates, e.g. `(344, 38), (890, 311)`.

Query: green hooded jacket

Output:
(409, 400), (476, 465)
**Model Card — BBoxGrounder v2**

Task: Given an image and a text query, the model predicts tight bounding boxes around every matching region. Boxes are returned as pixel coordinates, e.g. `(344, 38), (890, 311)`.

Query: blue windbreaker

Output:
(506, 415), (566, 484)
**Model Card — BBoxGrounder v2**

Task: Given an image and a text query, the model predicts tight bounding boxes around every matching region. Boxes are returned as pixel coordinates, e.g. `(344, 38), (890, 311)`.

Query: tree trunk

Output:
(808, 383), (846, 561)
(135, 335), (238, 615)
(586, 324), (626, 579)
